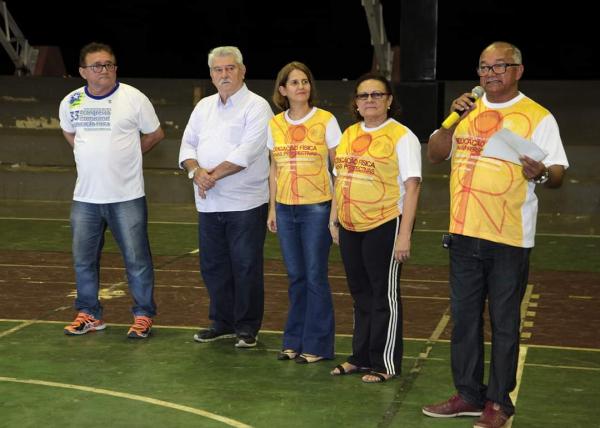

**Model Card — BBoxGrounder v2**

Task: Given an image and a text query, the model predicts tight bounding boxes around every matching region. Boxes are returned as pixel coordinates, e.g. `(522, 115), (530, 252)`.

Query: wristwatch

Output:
(533, 167), (549, 184)
(187, 166), (199, 179)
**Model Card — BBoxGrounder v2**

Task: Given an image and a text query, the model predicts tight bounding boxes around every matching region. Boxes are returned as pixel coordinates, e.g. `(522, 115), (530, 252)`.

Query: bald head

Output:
(481, 41), (522, 64)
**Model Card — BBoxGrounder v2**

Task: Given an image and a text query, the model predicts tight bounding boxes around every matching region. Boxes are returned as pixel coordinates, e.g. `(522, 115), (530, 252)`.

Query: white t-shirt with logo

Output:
(59, 82), (160, 203)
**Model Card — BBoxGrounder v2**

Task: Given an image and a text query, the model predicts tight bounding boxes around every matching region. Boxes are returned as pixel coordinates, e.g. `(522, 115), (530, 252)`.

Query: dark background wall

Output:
(1, 0), (598, 80)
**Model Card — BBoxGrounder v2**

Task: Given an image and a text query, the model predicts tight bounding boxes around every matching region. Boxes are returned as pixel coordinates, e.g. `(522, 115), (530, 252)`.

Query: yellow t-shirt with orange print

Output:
(268, 108), (340, 205)
(449, 93), (567, 248)
(334, 119), (422, 232)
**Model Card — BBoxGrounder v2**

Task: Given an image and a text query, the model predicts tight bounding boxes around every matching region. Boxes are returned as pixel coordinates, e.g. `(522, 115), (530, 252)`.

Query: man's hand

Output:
(520, 155), (545, 180)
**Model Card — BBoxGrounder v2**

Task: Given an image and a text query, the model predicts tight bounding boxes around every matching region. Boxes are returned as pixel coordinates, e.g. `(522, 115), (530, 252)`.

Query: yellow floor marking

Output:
(0, 376), (251, 427)
(0, 321), (35, 338)
(507, 283), (536, 428)
(524, 363), (600, 371)
(568, 295), (593, 300)
(410, 309), (451, 374)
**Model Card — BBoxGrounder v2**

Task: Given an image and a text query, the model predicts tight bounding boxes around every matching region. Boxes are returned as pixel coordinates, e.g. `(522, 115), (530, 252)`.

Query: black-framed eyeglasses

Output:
(82, 63), (117, 73)
(476, 63), (520, 76)
(355, 91), (389, 101)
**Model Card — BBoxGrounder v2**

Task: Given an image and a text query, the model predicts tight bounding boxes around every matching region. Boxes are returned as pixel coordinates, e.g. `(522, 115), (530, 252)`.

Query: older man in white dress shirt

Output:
(179, 46), (273, 348)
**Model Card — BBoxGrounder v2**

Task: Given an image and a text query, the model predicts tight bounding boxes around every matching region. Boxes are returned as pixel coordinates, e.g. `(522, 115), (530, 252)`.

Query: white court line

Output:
(0, 262), (449, 284)
(0, 376), (251, 427)
(1, 217), (598, 238)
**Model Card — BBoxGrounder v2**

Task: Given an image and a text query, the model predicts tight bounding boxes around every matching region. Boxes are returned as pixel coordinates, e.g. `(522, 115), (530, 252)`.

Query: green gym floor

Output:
(0, 200), (599, 427)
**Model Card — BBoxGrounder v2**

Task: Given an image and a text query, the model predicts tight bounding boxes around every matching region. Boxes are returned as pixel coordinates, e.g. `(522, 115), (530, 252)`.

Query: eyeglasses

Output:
(355, 91), (389, 101)
(476, 63), (520, 76)
(82, 63), (116, 73)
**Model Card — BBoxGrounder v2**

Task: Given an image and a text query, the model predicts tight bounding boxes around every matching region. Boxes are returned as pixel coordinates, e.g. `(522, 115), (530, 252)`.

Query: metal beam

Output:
(0, 1), (38, 75)
(362, 0), (392, 80)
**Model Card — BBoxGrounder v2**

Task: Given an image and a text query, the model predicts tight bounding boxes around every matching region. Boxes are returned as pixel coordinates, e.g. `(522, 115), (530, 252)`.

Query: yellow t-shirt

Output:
(335, 119), (417, 232)
(269, 108), (337, 205)
(450, 95), (551, 247)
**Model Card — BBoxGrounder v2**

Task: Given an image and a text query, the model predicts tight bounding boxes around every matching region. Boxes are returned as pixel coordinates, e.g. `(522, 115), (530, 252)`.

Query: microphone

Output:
(441, 86), (485, 129)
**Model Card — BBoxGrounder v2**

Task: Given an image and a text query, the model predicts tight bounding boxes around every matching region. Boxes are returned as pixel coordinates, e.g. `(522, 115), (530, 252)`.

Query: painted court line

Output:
(0, 376), (251, 427)
(0, 262), (449, 284)
(506, 283), (536, 428)
(0, 321), (35, 339)
(1, 217), (599, 238)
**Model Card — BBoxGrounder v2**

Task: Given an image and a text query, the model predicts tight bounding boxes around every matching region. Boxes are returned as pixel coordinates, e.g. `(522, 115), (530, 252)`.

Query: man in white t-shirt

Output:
(179, 46), (273, 348)
(59, 42), (164, 339)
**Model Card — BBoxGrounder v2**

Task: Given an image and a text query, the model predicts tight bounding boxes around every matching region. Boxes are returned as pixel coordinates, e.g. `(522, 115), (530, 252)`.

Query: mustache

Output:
(218, 78), (231, 85)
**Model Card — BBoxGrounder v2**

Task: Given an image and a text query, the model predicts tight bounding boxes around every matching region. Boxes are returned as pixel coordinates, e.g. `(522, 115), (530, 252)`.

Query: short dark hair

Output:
(350, 72), (397, 121)
(272, 61), (317, 111)
(79, 42), (116, 66)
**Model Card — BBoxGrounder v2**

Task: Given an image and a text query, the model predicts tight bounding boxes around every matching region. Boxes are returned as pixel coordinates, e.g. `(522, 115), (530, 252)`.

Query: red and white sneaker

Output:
(127, 315), (153, 339)
(64, 312), (106, 335)
(422, 393), (484, 418)
(473, 401), (510, 428)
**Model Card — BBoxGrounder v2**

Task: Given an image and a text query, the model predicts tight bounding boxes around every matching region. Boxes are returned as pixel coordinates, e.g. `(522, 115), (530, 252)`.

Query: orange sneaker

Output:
(64, 312), (106, 335)
(127, 315), (153, 339)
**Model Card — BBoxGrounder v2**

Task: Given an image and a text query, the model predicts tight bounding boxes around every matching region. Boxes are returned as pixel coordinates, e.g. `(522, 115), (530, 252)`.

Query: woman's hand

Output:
(267, 209), (277, 233)
(394, 234), (411, 263)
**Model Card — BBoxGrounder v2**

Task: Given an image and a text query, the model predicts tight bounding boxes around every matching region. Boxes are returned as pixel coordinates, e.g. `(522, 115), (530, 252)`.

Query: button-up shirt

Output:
(179, 84), (273, 212)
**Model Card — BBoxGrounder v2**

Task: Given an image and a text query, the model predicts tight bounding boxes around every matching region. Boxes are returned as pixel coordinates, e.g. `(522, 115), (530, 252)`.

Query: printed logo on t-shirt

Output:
(68, 91), (111, 131)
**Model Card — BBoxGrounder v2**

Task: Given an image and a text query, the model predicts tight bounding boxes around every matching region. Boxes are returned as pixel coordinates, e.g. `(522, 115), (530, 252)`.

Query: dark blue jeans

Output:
(198, 204), (267, 337)
(70, 197), (156, 319)
(276, 201), (334, 358)
(449, 234), (531, 416)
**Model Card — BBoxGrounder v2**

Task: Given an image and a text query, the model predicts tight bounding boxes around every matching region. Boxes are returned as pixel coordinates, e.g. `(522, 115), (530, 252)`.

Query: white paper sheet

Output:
(481, 128), (548, 165)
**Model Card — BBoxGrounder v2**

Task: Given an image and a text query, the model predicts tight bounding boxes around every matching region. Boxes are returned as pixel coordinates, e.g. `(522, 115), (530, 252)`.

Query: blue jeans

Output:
(70, 197), (156, 319)
(276, 201), (335, 358)
(198, 204), (267, 336)
(449, 234), (531, 416)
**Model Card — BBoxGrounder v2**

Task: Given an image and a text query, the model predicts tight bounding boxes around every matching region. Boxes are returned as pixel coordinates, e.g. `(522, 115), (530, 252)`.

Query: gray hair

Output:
(483, 41), (522, 64)
(208, 46), (244, 68)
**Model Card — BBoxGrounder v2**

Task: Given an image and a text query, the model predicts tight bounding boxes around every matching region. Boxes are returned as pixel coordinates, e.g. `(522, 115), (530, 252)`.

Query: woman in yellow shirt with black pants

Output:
(330, 73), (421, 382)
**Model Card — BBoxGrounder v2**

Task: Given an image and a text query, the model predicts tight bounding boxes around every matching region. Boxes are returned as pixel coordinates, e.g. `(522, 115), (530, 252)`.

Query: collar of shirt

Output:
(217, 83), (249, 110)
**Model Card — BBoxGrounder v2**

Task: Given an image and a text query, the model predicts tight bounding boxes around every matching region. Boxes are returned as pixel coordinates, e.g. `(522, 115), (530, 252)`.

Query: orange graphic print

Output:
(450, 100), (538, 242)
(335, 122), (404, 232)
(270, 110), (332, 205)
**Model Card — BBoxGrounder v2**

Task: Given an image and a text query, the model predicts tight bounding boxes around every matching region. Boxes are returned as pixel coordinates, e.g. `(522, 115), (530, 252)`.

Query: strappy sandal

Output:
(295, 353), (324, 364)
(361, 371), (395, 383)
(277, 349), (298, 360)
(330, 362), (370, 376)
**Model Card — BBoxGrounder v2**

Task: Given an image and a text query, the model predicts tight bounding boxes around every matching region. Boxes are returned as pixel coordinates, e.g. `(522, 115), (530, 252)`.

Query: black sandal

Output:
(330, 363), (369, 376)
(361, 371), (395, 383)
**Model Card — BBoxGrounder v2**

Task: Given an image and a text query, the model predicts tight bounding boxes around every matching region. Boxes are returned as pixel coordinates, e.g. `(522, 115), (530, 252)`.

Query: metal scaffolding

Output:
(0, 1), (38, 75)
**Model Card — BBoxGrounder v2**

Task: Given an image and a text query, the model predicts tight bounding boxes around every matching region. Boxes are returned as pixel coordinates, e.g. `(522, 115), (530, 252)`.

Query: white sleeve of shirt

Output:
(225, 99), (273, 167)
(532, 114), (569, 169)
(396, 129), (423, 183)
(137, 93), (161, 134)
(266, 122), (274, 150)
(325, 116), (342, 149)
(178, 105), (202, 168)
(58, 97), (75, 133)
